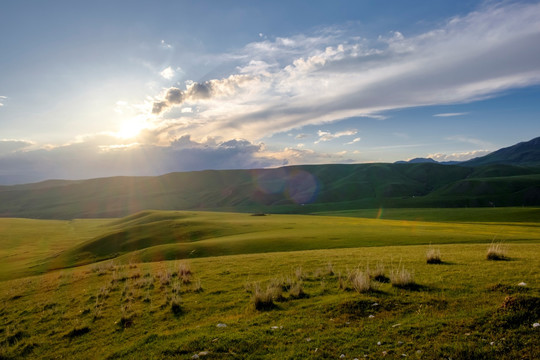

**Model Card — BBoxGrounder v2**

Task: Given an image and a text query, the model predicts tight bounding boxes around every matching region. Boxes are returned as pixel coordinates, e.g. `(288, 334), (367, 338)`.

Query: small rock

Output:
(305, 338), (311, 342)
(368, 315), (375, 319)
(198, 351), (208, 356)
(402, 354), (408, 357)
(377, 341), (382, 346)
(490, 342), (495, 346)
(372, 302), (379, 306)
(518, 282), (527, 286)
(533, 322), (540, 328)
(191, 355), (199, 359)
(340, 355), (346, 359)
(464, 333), (471, 336)
(216, 323), (227, 328)
(271, 326), (279, 330)
(382, 351), (387, 356)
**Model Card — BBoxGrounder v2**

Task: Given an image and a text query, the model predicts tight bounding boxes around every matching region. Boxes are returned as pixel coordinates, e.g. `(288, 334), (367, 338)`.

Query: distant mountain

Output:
(463, 136), (540, 166)
(395, 157), (438, 164)
(1, 161), (539, 219)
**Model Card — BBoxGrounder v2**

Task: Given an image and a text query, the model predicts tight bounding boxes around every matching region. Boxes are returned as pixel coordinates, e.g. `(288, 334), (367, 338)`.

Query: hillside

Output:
(464, 136), (540, 166)
(1, 136), (539, 219)
(1, 162), (540, 219)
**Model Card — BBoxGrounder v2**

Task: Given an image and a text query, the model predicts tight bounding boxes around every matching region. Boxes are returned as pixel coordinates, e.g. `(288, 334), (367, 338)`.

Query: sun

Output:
(116, 116), (148, 139)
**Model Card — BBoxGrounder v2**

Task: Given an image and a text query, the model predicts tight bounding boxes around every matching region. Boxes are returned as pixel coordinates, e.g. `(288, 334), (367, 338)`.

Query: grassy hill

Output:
(2, 209), (540, 281)
(1, 163), (540, 219)
(0, 209), (539, 359)
(464, 136), (540, 166)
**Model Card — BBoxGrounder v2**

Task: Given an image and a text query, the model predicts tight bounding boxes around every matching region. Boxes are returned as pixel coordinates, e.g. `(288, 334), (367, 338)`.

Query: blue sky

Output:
(1, 0), (540, 184)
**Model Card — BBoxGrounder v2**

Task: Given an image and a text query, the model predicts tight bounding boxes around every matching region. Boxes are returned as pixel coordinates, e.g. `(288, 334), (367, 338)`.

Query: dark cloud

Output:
(151, 75), (252, 114)
(0, 140), (33, 155)
(0, 136), (281, 185)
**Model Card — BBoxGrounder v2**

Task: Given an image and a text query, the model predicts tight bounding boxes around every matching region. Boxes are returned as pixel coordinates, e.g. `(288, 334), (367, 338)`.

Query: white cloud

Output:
(434, 112), (469, 117)
(295, 133), (308, 139)
(0, 95), (6, 107)
(160, 40), (172, 49)
(315, 129), (358, 144)
(446, 135), (493, 148)
(345, 137), (361, 145)
(428, 149), (492, 162)
(160, 66), (177, 80)
(144, 2), (540, 144)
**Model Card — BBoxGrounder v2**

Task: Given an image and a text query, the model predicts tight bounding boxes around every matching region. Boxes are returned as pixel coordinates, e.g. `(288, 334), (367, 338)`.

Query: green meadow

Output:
(1, 209), (539, 358)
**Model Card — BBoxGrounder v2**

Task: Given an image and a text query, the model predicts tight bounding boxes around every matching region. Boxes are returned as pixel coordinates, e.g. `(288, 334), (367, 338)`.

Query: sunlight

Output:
(116, 116), (148, 139)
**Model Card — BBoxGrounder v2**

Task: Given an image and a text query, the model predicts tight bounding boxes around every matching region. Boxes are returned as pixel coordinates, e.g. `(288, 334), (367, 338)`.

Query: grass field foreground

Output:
(1, 243), (539, 359)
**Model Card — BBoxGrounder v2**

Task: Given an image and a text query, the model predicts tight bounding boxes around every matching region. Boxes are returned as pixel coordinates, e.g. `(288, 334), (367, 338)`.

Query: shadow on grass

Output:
(392, 283), (433, 292)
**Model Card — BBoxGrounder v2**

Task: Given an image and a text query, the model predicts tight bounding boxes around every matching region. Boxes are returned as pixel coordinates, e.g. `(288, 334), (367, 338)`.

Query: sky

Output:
(1, 0), (540, 184)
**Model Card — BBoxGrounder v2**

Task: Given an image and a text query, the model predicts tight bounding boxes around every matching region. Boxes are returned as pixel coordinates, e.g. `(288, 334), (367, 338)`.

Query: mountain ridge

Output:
(1, 137), (539, 219)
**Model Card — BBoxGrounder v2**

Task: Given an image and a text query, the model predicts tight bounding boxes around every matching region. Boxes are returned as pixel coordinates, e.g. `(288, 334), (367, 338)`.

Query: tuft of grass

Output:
(426, 246), (443, 264)
(192, 278), (203, 293)
(294, 267), (305, 280)
(252, 283), (282, 310)
(487, 242), (508, 261)
(349, 269), (373, 293)
(289, 281), (308, 299)
(390, 264), (416, 289)
(170, 295), (182, 315)
(370, 261), (389, 283)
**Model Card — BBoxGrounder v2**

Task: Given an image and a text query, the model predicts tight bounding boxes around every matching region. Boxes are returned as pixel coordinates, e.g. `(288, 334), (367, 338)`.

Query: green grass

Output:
(2, 209), (540, 281)
(0, 243), (539, 359)
(0, 218), (110, 280)
(314, 207), (540, 222)
(0, 209), (539, 358)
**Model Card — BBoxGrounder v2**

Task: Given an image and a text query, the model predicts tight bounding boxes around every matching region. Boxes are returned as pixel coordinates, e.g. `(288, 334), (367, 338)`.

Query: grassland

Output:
(0, 209), (539, 359)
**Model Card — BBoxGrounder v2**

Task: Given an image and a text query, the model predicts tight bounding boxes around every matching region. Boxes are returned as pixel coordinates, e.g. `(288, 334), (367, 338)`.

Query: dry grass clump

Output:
(176, 262), (193, 284)
(289, 281), (308, 299)
(170, 295), (182, 315)
(252, 283), (283, 310)
(390, 264), (416, 289)
(294, 267), (305, 280)
(91, 261), (116, 276)
(487, 242), (507, 261)
(426, 247), (442, 264)
(349, 269), (373, 293)
(312, 262), (335, 278)
(370, 261), (390, 283)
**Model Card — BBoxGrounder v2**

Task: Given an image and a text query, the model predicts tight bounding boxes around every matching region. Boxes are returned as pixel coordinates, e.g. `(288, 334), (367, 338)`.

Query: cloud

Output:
(295, 133), (308, 139)
(0, 134), (353, 184)
(345, 137), (361, 145)
(0, 95), (6, 107)
(315, 129), (358, 143)
(160, 66), (176, 80)
(428, 149), (492, 162)
(160, 40), (172, 49)
(144, 2), (540, 143)
(446, 135), (493, 148)
(433, 112), (469, 117)
(151, 74), (254, 114)
(0, 139), (33, 155)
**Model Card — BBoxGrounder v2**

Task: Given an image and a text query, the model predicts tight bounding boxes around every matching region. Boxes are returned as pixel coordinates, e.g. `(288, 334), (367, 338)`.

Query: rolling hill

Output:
(0, 137), (539, 219)
(463, 136), (540, 166)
